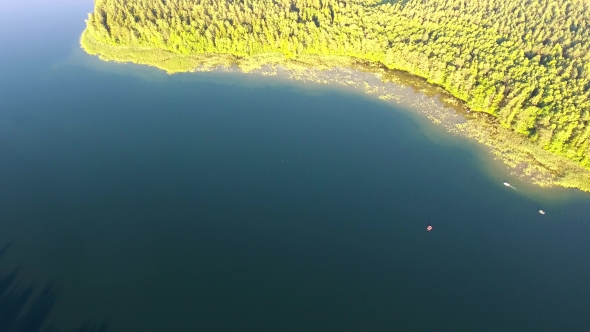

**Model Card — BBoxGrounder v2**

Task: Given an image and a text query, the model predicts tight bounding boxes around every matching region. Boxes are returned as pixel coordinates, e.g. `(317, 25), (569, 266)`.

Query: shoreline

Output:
(80, 30), (590, 193)
(250, 66), (590, 192)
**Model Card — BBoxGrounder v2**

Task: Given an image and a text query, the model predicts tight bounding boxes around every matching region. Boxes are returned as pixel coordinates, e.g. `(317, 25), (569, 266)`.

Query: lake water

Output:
(1, 2), (590, 331)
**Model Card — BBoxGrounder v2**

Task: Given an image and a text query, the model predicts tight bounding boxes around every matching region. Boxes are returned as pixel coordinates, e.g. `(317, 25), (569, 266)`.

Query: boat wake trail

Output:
(503, 182), (519, 191)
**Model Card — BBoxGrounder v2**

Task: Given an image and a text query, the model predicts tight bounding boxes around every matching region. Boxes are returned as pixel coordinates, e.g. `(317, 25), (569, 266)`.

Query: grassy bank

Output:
(81, 30), (590, 192)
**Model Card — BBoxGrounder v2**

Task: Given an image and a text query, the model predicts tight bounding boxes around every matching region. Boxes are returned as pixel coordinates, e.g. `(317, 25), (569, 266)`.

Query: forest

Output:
(82, 0), (590, 175)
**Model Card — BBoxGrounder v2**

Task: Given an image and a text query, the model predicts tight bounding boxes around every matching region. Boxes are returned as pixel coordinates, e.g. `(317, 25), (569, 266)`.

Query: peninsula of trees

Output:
(82, 0), (590, 190)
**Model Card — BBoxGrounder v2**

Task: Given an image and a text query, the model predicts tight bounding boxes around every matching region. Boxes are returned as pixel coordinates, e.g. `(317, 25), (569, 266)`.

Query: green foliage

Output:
(83, 0), (590, 173)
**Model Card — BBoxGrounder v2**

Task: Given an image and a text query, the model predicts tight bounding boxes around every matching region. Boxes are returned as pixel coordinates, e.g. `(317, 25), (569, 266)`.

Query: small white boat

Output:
(539, 210), (546, 215)
(503, 182), (511, 187)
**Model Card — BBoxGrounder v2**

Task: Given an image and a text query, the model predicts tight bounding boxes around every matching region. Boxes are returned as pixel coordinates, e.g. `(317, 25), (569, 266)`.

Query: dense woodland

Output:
(85, 0), (590, 168)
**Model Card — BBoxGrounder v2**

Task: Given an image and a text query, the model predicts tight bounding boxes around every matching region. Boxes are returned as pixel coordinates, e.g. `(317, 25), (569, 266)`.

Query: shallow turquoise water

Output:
(0, 2), (589, 331)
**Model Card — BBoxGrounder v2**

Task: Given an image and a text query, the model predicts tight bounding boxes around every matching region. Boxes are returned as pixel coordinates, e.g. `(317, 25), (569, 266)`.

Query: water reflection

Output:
(0, 243), (108, 332)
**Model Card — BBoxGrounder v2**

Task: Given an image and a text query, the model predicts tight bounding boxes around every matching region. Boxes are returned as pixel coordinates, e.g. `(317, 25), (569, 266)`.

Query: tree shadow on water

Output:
(0, 243), (108, 332)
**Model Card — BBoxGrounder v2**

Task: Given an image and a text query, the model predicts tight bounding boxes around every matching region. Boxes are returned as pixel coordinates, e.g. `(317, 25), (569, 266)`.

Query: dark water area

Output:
(1, 1), (590, 331)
